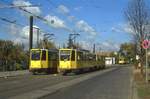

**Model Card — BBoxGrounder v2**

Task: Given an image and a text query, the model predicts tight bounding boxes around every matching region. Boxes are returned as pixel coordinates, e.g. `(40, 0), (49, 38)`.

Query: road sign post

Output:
(146, 48), (148, 83)
(142, 40), (150, 83)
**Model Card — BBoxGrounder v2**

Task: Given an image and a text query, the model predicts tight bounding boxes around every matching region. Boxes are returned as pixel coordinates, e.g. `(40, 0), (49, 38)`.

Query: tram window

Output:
(77, 52), (83, 61)
(31, 51), (41, 60)
(71, 50), (75, 61)
(88, 54), (95, 61)
(60, 50), (70, 61)
(77, 53), (80, 61)
(42, 50), (46, 60)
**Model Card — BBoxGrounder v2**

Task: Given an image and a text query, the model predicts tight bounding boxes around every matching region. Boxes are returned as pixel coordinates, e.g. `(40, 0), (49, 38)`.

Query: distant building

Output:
(96, 51), (117, 65)
(105, 57), (116, 65)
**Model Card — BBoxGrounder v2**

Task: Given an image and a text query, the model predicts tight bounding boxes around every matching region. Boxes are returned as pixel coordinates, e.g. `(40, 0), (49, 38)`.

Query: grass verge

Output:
(134, 68), (150, 99)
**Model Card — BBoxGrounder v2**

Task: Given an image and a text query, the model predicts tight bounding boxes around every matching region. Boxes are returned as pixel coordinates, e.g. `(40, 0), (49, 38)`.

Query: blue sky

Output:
(0, 0), (145, 51)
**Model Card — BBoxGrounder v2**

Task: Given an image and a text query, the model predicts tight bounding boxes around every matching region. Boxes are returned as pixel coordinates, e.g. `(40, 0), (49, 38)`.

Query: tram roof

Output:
(59, 48), (90, 53)
(31, 48), (58, 52)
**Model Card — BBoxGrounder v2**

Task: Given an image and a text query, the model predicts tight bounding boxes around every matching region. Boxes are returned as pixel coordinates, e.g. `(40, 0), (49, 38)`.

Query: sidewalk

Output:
(0, 70), (29, 78)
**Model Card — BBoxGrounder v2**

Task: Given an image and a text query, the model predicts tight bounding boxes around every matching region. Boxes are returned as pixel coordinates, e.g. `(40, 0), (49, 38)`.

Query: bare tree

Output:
(125, 0), (150, 74)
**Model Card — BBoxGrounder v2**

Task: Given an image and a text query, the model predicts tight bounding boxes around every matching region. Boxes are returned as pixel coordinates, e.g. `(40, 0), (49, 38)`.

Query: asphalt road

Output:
(0, 73), (79, 98)
(0, 67), (113, 99)
(41, 66), (132, 99)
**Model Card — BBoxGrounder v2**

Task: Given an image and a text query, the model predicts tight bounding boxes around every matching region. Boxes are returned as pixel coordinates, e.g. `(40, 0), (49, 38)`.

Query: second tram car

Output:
(59, 48), (105, 74)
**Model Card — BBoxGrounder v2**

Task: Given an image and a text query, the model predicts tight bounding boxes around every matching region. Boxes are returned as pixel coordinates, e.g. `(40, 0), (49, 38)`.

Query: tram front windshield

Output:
(31, 50), (41, 60)
(60, 50), (71, 61)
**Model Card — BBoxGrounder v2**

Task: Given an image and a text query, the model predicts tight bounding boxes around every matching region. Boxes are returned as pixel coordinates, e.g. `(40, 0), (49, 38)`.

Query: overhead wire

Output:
(1, 0), (98, 35)
(0, 0), (48, 24)
(0, 4), (40, 8)
(0, 1), (53, 33)
(0, 16), (25, 27)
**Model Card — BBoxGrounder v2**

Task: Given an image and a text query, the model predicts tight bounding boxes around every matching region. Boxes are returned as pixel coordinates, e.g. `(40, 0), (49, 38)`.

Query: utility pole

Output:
(33, 27), (40, 48)
(68, 33), (80, 48)
(29, 16), (33, 50)
(68, 34), (73, 48)
(142, 39), (150, 83)
(93, 43), (95, 53)
(43, 33), (54, 49)
(146, 48), (148, 83)
(37, 28), (40, 48)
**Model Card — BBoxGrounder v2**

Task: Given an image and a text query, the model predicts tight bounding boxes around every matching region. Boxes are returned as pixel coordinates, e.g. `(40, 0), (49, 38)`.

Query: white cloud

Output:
(99, 42), (120, 51)
(74, 6), (82, 11)
(101, 42), (120, 51)
(9, 24), (21, 35)
(111, 27), (122, 33)
(111, 23), (134, 34)
(57, 5), (70, 15)
(8, 25), (45, 50)
(57, 5), (76, 22)
(21, 25), (42, 40)
(68, 15), (76, 22)
(13, 25), (43, 49)
(101, 42), (110, 47)
(76, 20), (97, 36)
(13, 0), (41, 16)
(57, 5), (77, 22)
(45, 15), (67, 29)
(112, 23), (150, 38)
(2, 24), (22, 36)
(80, 40), (93, 50)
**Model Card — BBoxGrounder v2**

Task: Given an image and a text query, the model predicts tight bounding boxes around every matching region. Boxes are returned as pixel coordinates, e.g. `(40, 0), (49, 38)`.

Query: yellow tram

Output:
(59, 48), (105, 74)
(118, 57), (126, 64)
(29, 48), (58, 74)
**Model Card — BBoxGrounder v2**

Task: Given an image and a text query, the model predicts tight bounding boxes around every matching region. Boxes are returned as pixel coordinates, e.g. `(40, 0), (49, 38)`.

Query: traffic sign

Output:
(142, 40), (150, 49)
